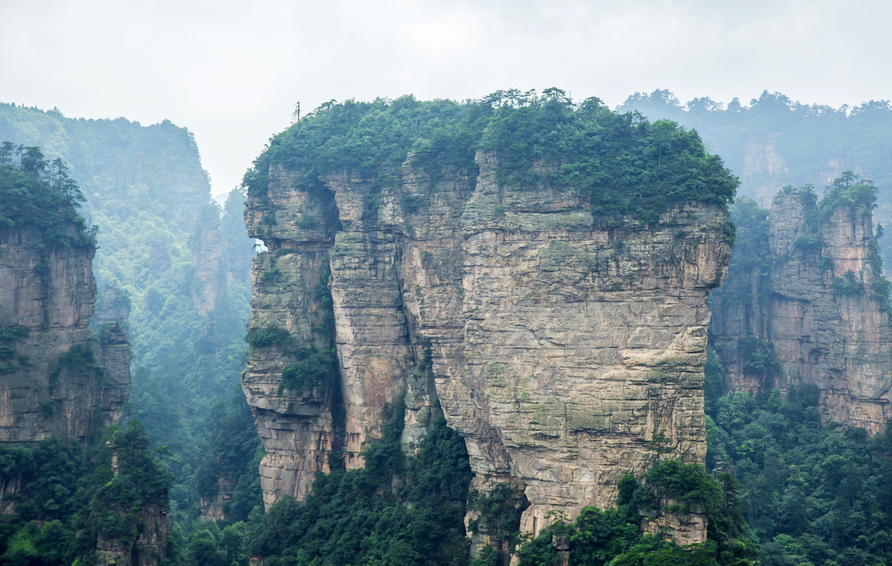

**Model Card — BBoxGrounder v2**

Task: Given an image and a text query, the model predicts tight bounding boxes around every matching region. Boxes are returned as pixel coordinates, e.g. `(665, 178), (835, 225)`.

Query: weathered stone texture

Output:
(200, 476), (234, 521)
(243, 152), (731, 538)
(710, 190), (892, 432)
(0, 228), (130, 442)
(191, 213), (224, 316)
(641, 497), (708, 546)
(96, 502), (169, 566)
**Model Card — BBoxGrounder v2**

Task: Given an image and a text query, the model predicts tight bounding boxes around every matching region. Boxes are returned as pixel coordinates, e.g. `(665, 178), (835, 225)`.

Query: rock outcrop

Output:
(96, 502), (169, 566)
(244, 149), (732, 535)
(190, 206), (225, 316)
(0, 228), (130, 442)
(710, 189), (892, 432)
(199, 476), (234, 521)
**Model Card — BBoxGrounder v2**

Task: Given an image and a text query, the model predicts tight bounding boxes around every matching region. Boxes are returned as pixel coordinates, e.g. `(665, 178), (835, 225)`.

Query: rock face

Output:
(642, 497), (708, 546)
(96, 502), (169, 566)
(0, 228), (130, 442)
(710, 190), (892, 433)
(200, 475), (234, 520)
(243, 151), (732, 533)
(741, 134), (790, 203)
(92, 285), (131, 328)
(190, 208), (225, 316)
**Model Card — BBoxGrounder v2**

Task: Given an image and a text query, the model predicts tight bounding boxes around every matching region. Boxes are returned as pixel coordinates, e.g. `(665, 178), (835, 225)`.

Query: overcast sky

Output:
(2, 0), (890, 197)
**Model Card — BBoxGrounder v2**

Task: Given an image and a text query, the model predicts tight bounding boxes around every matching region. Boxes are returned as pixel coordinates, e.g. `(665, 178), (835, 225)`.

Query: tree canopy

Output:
(245, 90), (738, 224)
(0, 142), (96, 249)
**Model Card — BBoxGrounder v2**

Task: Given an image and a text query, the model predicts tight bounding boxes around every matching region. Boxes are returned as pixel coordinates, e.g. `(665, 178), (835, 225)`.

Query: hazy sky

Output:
(2, 0), (890, 196)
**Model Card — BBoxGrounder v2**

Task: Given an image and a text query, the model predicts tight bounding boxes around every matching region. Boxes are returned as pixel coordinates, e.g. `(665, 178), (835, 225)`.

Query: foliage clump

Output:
(278, 348), (335, 393)
(244, 90), (738, 225)
(0, 142), (97, 249)
(0, 421), (174, 565)
(244, 324), (291, 348)
(49, 341), (104, 389)
(514, 460), (756, 566)
(247, 408), (474, 566)
(467, 482), (529, 548)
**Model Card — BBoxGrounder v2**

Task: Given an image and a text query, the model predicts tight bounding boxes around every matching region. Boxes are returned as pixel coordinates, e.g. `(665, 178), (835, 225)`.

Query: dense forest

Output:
(3, 93), (892, 566)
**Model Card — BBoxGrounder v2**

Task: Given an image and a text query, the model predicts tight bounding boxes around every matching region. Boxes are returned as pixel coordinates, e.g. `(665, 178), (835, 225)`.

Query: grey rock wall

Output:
(710, 190), (892, 432)
(0, 228), (130, 443)
(243, 150), (732, 539)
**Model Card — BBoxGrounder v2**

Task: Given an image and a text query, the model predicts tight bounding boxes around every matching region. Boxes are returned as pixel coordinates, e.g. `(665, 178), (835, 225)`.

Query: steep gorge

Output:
(243, 115), (734, 543)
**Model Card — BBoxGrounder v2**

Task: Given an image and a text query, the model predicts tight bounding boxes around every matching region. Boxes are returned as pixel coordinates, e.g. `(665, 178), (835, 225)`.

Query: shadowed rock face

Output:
(0, 228), (130, 442)
(243, 150), (731, 536)
(710, 191), (892, 433)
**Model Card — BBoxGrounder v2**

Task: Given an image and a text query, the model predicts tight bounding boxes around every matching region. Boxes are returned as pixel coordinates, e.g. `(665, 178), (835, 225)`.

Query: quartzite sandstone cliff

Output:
(710, 190), (892, 433)
(0, 224), (176, 566)
(243, 149), (732, 540)
(0, 228), (130, 442)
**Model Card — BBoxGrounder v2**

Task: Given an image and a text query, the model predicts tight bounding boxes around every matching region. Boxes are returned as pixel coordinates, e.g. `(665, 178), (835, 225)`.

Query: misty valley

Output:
(2, 91), (892, 566)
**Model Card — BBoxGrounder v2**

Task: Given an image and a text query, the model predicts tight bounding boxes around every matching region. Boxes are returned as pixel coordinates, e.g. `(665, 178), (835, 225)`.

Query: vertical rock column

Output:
(0, 228), (130, 443)
(328, 229), (415, 466)
(710, 189), (892, 433)
(244, 152), (733, 548)
(809, 201), (891, 429)
(242, 166), (340, 505)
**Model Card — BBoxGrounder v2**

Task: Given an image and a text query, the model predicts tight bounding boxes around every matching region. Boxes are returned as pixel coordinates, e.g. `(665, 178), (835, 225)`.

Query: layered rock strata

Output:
(0, 228), (130, 442)
(244, 151), (731, 532)
(710, 190), (892, 432)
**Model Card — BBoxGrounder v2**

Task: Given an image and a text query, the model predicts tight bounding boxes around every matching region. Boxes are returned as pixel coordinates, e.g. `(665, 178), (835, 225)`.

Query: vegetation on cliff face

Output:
(0, 109), (259, 528)
(514, 460), (755, 566)
(0, 422), (174, 566)
(0, 142), (96, 250)
(245, 90), (738, 225)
